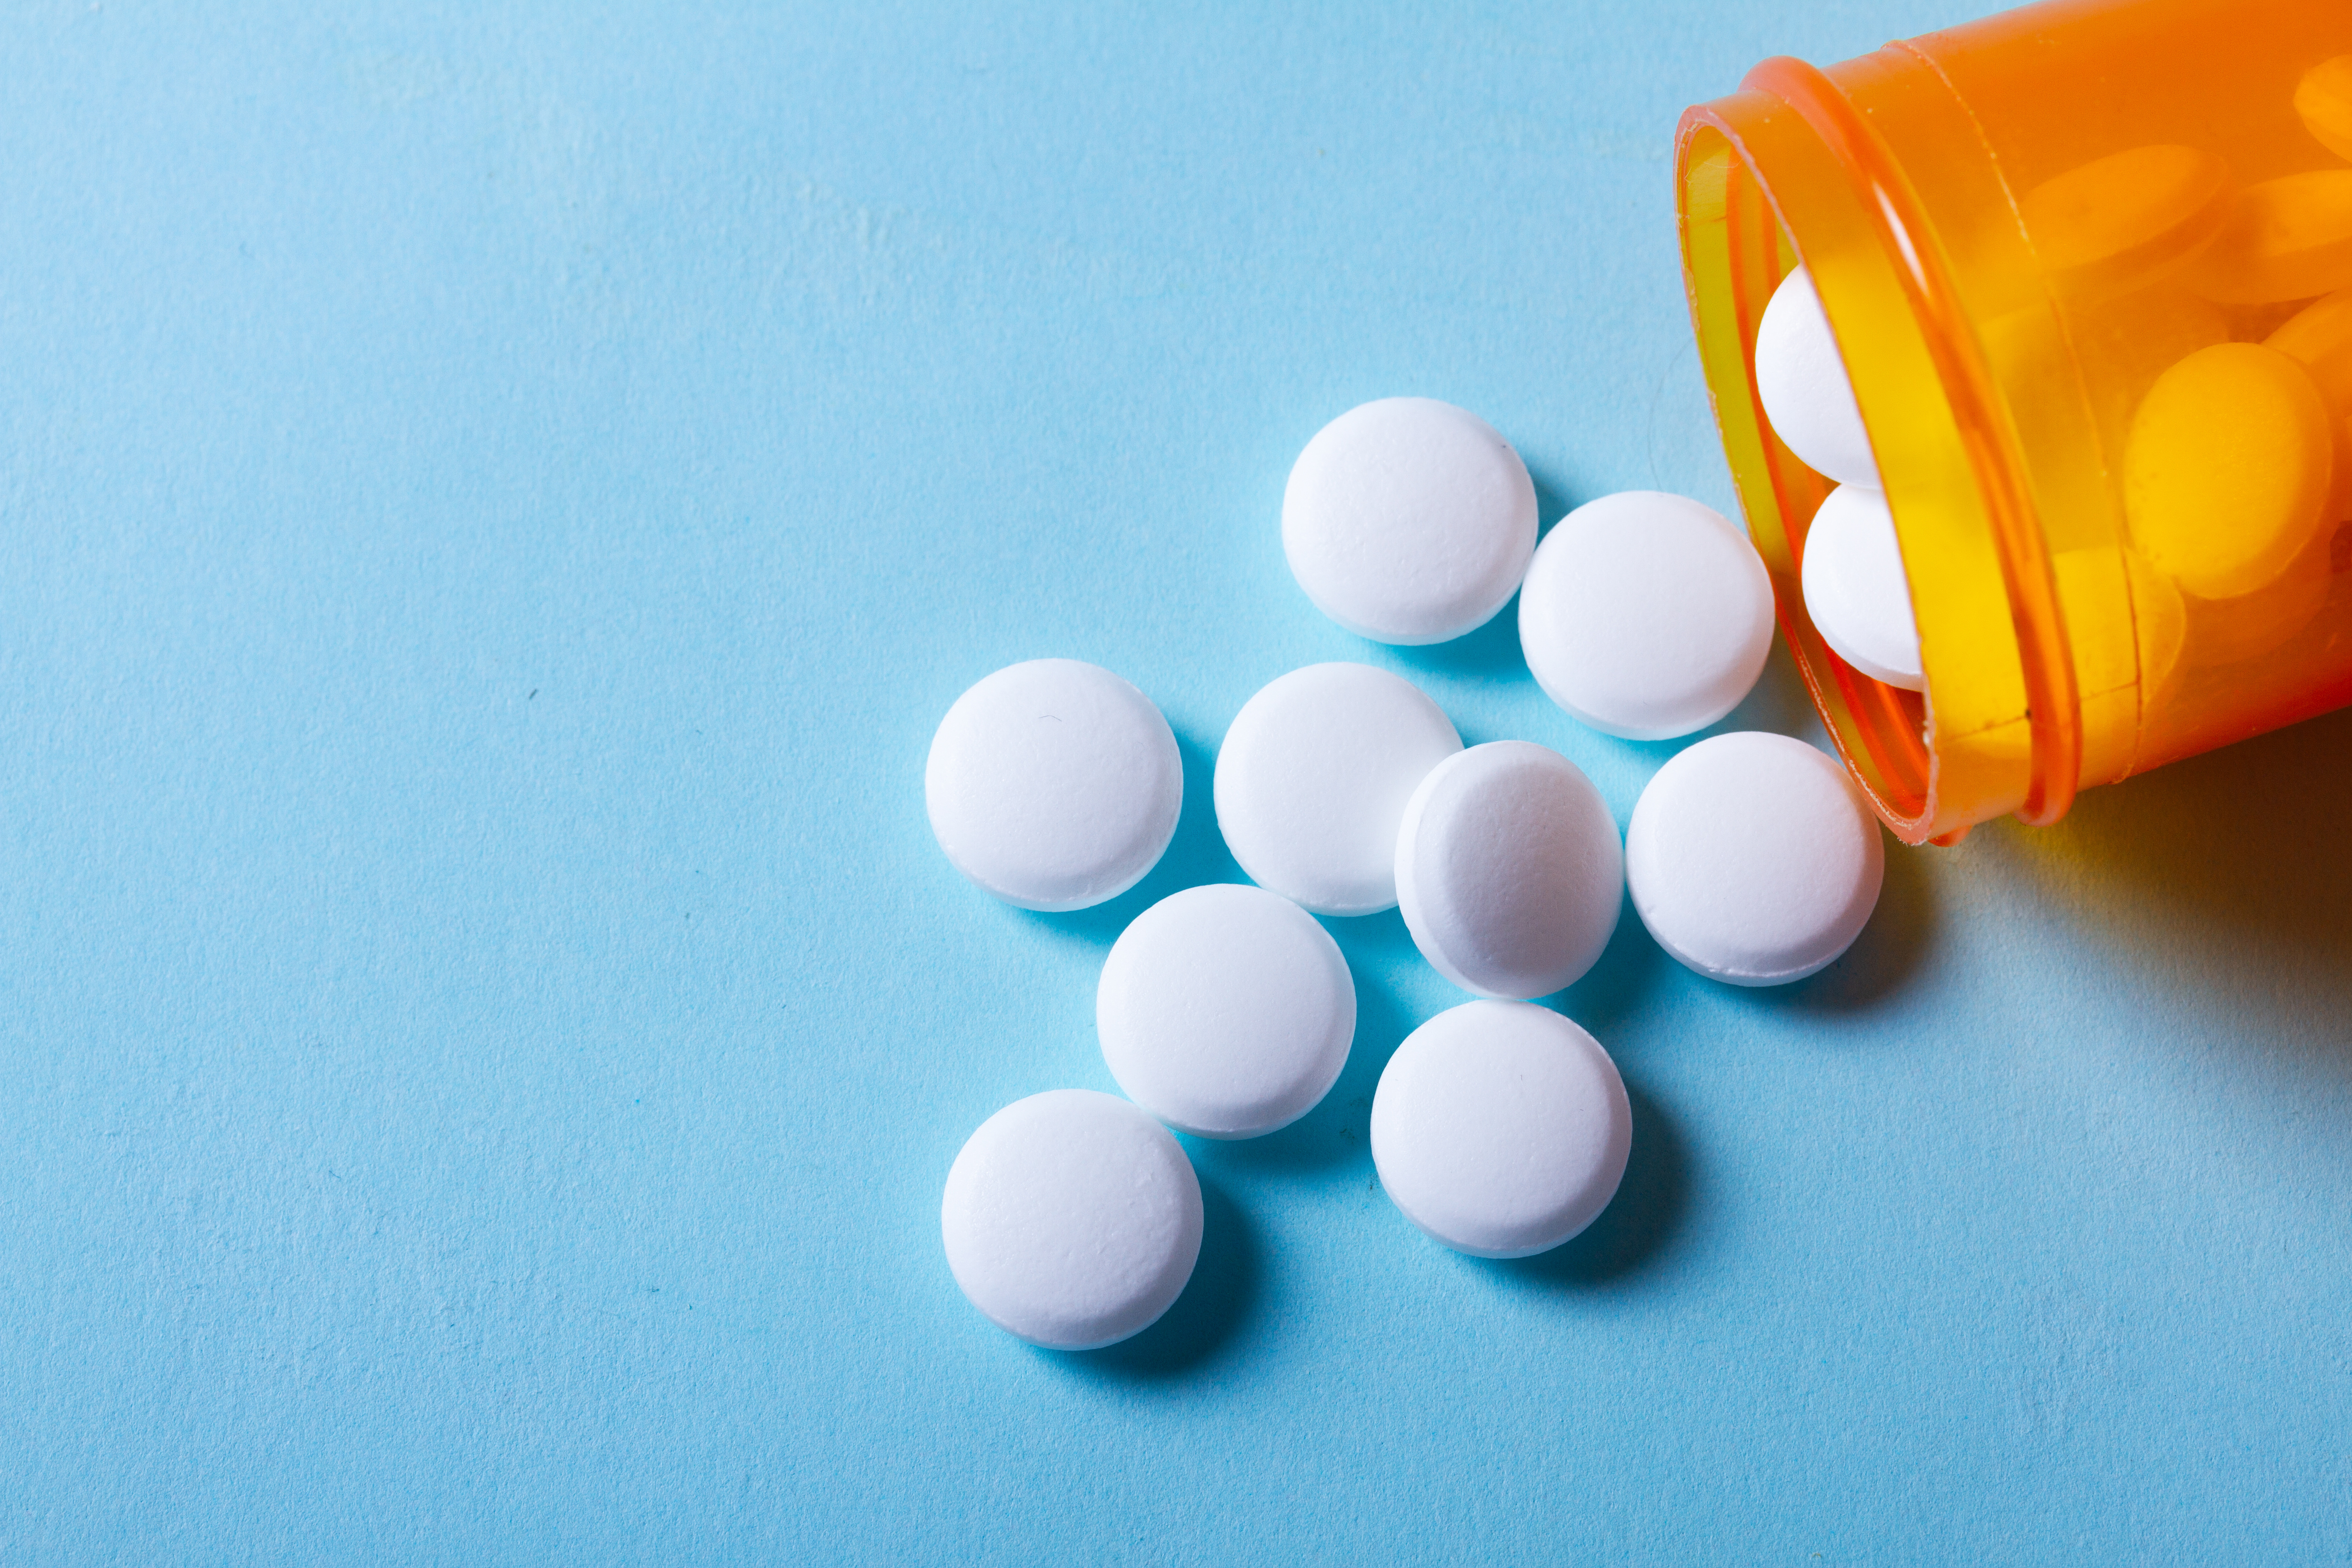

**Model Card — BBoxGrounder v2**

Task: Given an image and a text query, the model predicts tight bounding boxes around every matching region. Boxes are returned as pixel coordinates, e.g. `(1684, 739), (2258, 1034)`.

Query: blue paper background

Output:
(7, 1), (2352, 1561)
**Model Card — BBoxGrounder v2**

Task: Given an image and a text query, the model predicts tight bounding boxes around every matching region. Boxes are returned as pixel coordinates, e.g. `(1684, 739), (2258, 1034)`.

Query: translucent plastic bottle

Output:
(1677, 0), (2352, 843)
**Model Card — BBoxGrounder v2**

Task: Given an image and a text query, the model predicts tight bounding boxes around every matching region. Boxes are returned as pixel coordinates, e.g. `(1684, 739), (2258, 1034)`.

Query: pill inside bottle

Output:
(2016, 144), (2234, 300)
(2124, 343), (2337, 601)
(2299, 55), (2352, 164)
(1753, 265), (1881, 490)
(1800, 485), (1922, 692)
(2184, 169), (2352, 307)
(1680, 3), (2352, 844)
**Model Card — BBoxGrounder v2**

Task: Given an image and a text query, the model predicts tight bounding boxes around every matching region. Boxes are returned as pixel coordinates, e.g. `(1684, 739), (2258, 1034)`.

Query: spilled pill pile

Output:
(925, 48), (2352, 1357)
(927, 393), (1888, 1349)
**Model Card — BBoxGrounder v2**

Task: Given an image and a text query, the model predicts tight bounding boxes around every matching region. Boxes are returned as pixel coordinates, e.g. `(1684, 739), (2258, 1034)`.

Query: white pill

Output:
(941, 1089), (1204, 1350)
(1098, 884), (1355, 1139)
(1755, 265), (1882, 489)
(1370, 1000), (1631, 1259)
(1281, 397), (1539, 645)
(1394, 741), (1623, 1000)
(926, 659), (1182, 912)
(1626, 731), (1884, 987)
(1517, 490), (1776, 740)
(1800, 484), (1923, 691)
(1215, 662), (1462, 916)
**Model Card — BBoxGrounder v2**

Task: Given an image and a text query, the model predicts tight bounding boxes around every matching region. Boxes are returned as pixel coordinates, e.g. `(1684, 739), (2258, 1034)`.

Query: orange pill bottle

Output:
(1677, 0), (2352, 843)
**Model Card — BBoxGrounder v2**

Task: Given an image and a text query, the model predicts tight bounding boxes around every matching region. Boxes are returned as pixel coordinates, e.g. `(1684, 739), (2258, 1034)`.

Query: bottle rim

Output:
(1676, 54), (2085, 841)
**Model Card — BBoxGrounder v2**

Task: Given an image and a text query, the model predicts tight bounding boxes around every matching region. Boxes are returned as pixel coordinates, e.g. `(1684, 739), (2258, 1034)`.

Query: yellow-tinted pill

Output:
(2019, 145), (2233, 297)
(2268, 289), (2352, 411)
(2334, 415), (2352, 524)
(2123, 342), (2336, 599)
(2181, 522), (2333, 668)
(2297, 55), (2352, 164)
(2185, 170), (2352, 305)
(2118, 548), (2187, 699)
(2270, 297), (2352, 524)
(2054, 546), (2186, 698)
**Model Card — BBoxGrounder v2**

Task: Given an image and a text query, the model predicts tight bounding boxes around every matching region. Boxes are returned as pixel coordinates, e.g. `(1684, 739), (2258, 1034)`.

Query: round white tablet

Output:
(1755, 265), (1882, 489)
(1517, 490), (1776, 740)
(941, 1089), (1204, 1350)
(1098, 884), (1355, 1139)
(1281, 397), (1539, 645)
(1394, 741), (1623, 1000)
(1801, 485), (1923, 691)
(1625, 731), (1885, 987)
(1370, 1000), (1631, 1259)
(1214, 663), (1462, 916)
(926, 659), (1183, 912)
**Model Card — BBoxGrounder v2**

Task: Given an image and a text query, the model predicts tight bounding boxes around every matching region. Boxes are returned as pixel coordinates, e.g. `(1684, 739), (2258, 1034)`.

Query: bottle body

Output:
(1678, 0), (2352, 843)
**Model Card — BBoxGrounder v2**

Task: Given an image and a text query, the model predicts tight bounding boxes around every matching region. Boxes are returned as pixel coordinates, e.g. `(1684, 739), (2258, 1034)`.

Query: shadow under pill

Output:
(1598, 645), (1823, 780)
(1354, 463), (1581, 692)
(1196, 942), (1421, 1178)
(1524, 464), (1584, 544)
(1708, 642), (1827, 745)
(1550, 888), (1667, 1038)
(1054, 1174), (1259, 1381)
(1378, 467), (1586, 689)
(1766, 838), (1939, 1016)
(1018, 727), (1243, 947)
(1382, 589), (1536, 689)
(1483, 1080), (1690, 1290)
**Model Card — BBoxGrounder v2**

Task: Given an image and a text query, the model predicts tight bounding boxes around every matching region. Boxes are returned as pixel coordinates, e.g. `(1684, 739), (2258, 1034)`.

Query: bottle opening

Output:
(1680, 1), (2352, 846)
(1678, 55), (2083, 845)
